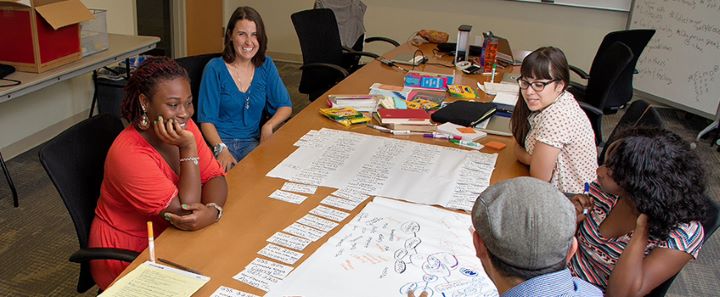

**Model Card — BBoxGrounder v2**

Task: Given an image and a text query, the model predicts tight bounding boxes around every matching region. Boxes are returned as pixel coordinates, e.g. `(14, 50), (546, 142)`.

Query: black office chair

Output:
(598, 100), (663, 164)
(175, 53), (222, 123)
(39, 114), (138, 293)
(291, 8), (397, 101)
(646, 198), (720, 297)
(569, 29), (655, 114)
(0, 151), (18, 207)
(575, 41), (634, 146)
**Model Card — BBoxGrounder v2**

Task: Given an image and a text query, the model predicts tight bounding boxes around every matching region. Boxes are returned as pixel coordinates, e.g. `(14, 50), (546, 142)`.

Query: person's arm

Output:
(154, 116), (201, 216)
(514, 139), (531, 165)
(528, 142), (561, 182)
(260, 106), (292, 142)
(606, 214), (694, 297)
(201, 122), (236, 172)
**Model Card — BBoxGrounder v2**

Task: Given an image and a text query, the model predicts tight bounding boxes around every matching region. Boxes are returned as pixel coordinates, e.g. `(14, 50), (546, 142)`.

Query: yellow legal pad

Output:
(99, 261), (209, 297)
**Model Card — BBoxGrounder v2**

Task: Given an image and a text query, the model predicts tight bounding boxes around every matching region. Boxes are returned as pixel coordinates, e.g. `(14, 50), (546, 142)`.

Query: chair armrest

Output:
(69, 247), (140, 263)
(569, 64), (590, 80)
(299, 63), (350, 78)
(633, 68), (639, 74)
(341, 46), (380, 59)
(578, 101), (604, 145)
(365, 36), (400, 47)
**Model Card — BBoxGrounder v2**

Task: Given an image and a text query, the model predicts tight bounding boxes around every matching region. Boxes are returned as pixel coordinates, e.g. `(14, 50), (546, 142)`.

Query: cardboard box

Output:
(0, 0), (94, 73)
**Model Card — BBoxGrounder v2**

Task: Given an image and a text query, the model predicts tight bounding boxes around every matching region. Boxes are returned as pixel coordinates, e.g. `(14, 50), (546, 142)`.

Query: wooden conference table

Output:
(117, 43), (528, 295)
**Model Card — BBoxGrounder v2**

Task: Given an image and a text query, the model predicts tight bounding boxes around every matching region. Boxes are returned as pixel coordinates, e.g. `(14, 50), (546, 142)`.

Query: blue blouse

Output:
(197, 56), (292, 140)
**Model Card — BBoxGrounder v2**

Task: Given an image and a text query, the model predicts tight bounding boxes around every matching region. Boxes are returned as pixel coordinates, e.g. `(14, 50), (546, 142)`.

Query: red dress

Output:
(88, 120), (224, 289)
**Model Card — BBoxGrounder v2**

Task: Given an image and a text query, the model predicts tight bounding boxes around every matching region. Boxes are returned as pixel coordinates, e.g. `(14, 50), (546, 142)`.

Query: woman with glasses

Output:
(510, 47), (597, 193)
(198, 7), (293, 172)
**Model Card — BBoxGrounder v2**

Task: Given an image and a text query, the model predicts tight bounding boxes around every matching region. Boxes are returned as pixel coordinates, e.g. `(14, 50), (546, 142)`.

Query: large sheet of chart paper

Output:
(268, 129), (497, 211)
(265, 197), (498, 297)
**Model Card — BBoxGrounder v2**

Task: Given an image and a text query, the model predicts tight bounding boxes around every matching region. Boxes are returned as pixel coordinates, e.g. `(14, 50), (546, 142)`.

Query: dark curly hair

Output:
(120, 57), (189, 124)
(604, 127), (708, 239)
(510, 47), (570, 147)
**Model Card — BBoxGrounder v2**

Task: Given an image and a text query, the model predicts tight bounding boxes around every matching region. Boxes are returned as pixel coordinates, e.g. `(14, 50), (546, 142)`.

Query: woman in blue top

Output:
(198, 6), (292, 171)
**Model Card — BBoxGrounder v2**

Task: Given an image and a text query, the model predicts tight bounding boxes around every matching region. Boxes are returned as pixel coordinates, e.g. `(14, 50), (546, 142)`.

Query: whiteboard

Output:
(510, 0), (631, 12)
(629, 0), (720, 118)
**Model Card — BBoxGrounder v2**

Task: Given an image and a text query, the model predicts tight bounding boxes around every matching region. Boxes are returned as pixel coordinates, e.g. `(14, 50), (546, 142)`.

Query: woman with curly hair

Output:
(89, 57), (227, 289)
(569, 127), (709, 296)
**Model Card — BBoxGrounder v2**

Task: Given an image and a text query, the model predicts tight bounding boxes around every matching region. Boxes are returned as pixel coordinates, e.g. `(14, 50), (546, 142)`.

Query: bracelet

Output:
(206, 203), (223, 221)
(179, 156), (199, 165)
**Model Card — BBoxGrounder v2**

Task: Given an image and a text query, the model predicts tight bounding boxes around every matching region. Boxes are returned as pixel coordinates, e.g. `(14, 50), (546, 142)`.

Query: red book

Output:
(377, 108), (432, 125)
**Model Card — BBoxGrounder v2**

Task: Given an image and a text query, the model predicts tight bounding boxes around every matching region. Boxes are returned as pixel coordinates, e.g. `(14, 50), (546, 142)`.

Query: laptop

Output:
(475, 114), (512, 136)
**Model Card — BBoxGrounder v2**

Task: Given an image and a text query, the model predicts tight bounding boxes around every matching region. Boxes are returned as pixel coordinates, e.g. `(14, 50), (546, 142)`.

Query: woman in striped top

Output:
(568, 128), (709, 296)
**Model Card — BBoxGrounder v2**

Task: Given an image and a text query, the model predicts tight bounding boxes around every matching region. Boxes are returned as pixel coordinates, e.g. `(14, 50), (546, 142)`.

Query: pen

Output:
(367, 124), (391, 133)
(582, 182), (590, 215)
(391, 130), (424, 135)
(392, 91), (406, 100)
(147, 221), (155, 263)
(158, 257), (201, 275)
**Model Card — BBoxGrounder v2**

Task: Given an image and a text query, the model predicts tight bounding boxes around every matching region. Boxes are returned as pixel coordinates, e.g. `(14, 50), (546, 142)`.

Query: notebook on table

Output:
(475, 114), (513, 136)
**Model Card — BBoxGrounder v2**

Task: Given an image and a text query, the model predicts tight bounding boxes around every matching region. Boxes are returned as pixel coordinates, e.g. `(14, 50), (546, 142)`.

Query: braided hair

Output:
(120, 56), (189, 124)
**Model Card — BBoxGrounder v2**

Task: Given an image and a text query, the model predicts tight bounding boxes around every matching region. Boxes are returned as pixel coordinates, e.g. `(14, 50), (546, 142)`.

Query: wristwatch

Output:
(213, 142), (227, 157)
(206, 203), (223, 221)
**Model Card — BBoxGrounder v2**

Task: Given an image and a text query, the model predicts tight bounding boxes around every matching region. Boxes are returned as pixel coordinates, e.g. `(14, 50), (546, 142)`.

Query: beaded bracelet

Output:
(179, 156), (199, 165)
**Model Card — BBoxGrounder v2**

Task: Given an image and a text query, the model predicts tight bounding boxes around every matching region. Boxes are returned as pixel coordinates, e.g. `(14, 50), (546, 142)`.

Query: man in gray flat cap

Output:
(469, 176), (601, 296)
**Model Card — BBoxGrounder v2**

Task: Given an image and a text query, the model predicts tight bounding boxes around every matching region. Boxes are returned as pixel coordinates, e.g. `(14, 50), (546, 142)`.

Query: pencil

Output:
(147, 221), (155, 263)
(158, 257), (201, 275)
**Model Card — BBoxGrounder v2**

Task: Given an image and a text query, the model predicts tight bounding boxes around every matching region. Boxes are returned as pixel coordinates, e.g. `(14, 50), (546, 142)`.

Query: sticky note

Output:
(457, 127), (476, 134)
(484, 141), (506, 150)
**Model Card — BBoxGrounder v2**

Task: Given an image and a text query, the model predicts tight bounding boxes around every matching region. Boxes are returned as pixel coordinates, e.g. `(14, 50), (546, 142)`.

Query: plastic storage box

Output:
(80, 9), (108, 57)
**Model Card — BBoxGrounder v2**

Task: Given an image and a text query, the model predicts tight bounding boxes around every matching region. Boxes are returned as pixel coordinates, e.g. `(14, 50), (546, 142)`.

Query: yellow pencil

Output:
(147, 221), (156, 263)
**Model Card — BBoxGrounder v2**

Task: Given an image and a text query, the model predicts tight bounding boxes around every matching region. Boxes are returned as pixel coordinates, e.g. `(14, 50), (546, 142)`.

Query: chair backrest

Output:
(583, 41), (634, 112)
(646, 198), (720, 297)
(291, 8), (347, 96)
(175, 53), (222, 122)
(591, 30), (655, 112)
(598, 100), (663, 164)
(38, 114), (124, 292)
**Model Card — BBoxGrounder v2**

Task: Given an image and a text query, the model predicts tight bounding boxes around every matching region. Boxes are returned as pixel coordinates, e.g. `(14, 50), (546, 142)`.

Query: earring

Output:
(137, 105), (150, 130)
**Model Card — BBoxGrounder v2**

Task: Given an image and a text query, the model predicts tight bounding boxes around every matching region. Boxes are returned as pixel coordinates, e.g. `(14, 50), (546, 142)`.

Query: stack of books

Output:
(373, 108), (436, 132)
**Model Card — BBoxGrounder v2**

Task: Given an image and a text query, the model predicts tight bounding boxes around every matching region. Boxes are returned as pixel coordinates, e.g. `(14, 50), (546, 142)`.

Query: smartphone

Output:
(462, 64), (482, 74)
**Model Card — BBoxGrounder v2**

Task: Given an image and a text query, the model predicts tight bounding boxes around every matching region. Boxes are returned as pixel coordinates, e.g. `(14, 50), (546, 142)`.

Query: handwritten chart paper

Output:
(268, 129), (497, 211)
(266, 198), (498, 297)
(99, 261), (209, 297)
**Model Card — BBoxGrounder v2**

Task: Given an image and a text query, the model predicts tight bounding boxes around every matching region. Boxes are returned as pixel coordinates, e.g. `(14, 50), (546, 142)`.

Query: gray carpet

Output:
(0, 61), (718, 296)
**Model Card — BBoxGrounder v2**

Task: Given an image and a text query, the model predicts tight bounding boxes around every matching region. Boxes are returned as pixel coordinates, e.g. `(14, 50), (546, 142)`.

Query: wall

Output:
(224, 0), (627, 71)
(0, 0), (137, 159)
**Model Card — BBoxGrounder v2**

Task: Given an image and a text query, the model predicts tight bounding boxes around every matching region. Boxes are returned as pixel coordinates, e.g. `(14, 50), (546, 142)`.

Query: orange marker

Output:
(147, 221), (156, 263)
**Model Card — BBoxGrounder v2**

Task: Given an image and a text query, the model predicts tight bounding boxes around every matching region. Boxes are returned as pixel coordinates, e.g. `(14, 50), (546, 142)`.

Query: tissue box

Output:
(80, 9), (108, 56)
(0, 0), (94, 73)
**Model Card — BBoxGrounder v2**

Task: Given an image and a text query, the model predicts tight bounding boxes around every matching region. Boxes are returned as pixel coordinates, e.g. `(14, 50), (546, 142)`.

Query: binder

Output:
(430, 101), (497, 127)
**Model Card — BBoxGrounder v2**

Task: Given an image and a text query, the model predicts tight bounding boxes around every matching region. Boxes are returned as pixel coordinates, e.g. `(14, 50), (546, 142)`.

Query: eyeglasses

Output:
(517, 78), (558, 92)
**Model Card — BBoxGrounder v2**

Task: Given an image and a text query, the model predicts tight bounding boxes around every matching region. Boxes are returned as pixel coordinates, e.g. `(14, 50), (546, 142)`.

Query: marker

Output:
(582, 182), (590, 215)
(391, 130), (424, 135)
(147, 221), (156, 263)
(423, 133), (461, 140)
(449, 139), (482, 150)
(490, 63), (497, 82)
(367, 124), (391, 133)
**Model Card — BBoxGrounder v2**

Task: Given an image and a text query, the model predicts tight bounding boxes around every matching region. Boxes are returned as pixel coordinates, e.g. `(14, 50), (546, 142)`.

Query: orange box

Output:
(0, 0), (93, 73)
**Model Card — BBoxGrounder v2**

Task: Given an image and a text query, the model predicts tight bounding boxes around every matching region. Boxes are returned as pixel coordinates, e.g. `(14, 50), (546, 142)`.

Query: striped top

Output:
(503, 269), (602, 296)
(568, 181), (704, 290)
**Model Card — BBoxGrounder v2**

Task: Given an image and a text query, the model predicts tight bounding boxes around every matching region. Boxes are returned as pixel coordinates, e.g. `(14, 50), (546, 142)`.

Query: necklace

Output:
(228, 62), (254, 93)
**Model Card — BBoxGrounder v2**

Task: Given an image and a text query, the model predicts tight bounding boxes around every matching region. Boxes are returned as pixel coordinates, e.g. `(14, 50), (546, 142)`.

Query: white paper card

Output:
(210, 286), (259, 297)
(331, 188), (371, 203)
(320, 195), (362, 211)
(268, 190), (307, 204)
(246, 258), (294, 279)
(257, 244), (304, 265)
(283, 222), (327, 242)
(309, 205), (350, 222)
(266, 232), (312, 251)
(233, 270), (276, 292)
(280, 182), (318, 194)
(297, 214), (339, 232)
